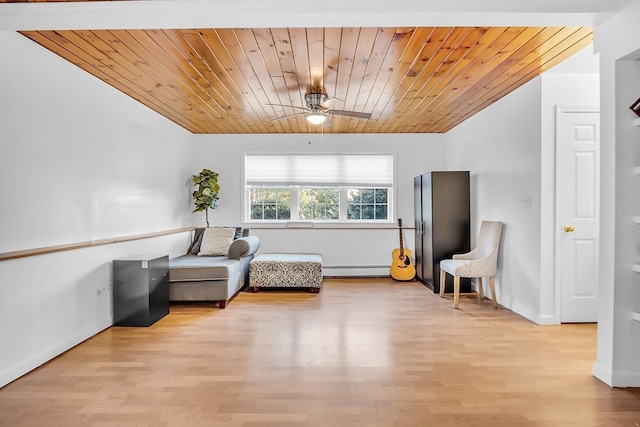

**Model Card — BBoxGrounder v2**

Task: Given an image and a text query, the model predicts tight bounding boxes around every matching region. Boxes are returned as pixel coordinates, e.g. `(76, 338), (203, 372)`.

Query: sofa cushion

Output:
(228, 236), (261, 260)
(189, 227), (245, 255)
(198, 227), (236, 256)
(188, 228), (206, 254)
(169, 255), (241, 281)
(233, 227), (244, 239)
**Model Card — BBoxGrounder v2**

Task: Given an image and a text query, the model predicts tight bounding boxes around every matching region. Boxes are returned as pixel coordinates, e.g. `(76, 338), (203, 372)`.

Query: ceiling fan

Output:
(268, 91), (372, 126)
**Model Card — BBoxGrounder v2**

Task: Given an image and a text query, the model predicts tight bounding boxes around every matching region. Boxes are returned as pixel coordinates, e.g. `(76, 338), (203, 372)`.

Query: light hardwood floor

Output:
(1, 278), (638, 427)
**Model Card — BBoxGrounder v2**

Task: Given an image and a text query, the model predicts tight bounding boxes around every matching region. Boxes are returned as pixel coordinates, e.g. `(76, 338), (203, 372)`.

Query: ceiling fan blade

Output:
(329, 110), (372, 120)
(270, 112), (307, 122)
(319, 96), (344, 109)
(266, 103), (308, 111)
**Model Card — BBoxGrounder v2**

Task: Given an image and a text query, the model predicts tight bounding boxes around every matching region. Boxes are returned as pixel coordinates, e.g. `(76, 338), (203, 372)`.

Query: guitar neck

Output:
(398, 222), (405, 257)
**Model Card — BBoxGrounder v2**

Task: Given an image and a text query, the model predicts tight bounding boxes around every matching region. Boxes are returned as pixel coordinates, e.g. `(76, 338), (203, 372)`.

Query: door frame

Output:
(554, 105), (600, 323)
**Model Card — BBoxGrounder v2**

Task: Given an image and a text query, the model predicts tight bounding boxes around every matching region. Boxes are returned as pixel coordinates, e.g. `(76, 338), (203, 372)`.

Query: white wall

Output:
(443, 79), (543, 321)
(592, 0), (640, 387)
(0, 31), (196, 387)
(0, 33), (196, 252)
(442, 45), (600, 324)
(192, 133), (446, 276)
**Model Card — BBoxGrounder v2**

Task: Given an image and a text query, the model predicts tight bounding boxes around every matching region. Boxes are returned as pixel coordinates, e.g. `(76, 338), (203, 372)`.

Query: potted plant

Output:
(192, 168), (220, 227)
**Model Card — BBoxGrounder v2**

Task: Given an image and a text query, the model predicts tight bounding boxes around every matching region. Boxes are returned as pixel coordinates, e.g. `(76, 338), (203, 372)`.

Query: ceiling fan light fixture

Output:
(306, 112), (327, 125)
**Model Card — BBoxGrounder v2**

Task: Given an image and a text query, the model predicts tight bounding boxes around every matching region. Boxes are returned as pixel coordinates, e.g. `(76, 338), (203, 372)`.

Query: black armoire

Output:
(414, 171), (471, 294)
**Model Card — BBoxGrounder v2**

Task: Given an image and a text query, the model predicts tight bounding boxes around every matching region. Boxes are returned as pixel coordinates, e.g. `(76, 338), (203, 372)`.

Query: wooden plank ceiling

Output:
(18, 24), (592, 134)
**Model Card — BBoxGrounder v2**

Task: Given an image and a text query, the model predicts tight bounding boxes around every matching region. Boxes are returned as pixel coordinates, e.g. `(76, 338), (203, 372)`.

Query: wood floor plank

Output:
(0, 278), (638, 427)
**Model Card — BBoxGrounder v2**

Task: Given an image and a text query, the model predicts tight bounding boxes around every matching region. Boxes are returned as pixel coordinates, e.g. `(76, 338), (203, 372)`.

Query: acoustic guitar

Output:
(390, 218), (416, 281)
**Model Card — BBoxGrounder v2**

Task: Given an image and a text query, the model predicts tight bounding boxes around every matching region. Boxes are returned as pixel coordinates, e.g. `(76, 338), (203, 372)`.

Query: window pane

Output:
(249, 187), (291, 220)
(250, 204), (263, 220)
(277, 204), (291, 219)
(362, 189), (375, 203)
(347, 204), (361, 219)
(348, 189), (361, 203)
(324, 203), (339, 220)
(264, 204), (276, 219)
(346, 187), (388, 221)
(300, 188), (339, 220)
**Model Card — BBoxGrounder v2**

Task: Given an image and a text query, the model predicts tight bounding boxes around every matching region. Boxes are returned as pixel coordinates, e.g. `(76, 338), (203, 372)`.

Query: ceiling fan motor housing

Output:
(305, 92), (328, 109)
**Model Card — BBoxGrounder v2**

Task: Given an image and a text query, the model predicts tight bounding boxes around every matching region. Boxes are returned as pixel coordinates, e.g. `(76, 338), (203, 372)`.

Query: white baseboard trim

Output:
(592, 362), (613, 386)
(323, 265), (390, 277)
(611, 372), (640, 387)
(593, 362), (640, 387)
(537, 314), (559, 325)
(509, 301), (539, 325)
(0, 321), (110, 388)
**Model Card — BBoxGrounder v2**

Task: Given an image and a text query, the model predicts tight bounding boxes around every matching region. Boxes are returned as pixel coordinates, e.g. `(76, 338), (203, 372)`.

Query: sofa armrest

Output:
(228, 236), (261, 260)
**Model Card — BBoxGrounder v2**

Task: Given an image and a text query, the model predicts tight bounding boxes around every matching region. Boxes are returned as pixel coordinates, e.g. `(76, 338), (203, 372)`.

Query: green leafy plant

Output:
(192, 168), (220, 227)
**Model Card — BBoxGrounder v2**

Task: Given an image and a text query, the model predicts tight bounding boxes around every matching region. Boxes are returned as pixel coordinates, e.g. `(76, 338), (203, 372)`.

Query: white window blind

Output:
(245, 154), (394, 187)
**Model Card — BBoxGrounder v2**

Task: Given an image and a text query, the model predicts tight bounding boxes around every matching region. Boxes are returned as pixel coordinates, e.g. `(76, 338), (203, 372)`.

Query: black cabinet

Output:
(414, 171), (471, 293)
(113, 255), (169, 327)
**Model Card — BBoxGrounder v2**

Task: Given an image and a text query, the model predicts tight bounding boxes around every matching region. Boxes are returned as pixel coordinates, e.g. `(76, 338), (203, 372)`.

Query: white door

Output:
(556, 107), (600, 323)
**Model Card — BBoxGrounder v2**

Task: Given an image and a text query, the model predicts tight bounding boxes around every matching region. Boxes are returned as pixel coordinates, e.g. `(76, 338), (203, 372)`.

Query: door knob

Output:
(564, 224), (575, 232)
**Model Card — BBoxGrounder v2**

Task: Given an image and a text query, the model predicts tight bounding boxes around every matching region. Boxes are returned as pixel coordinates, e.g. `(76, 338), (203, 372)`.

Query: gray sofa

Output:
(168, 227), (260, 308)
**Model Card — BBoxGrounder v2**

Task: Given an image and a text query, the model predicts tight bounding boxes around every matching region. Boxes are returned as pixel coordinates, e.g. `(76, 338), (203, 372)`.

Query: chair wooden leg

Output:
(439, 269), (446, 297)
(453, 275), (461, 309)
(489, 276), (498, 308)
(477, 277), (485, 302)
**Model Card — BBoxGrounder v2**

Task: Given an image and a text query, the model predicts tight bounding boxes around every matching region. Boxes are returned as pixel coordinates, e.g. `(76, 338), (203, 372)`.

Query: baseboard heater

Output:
(322, 264), (389, 277)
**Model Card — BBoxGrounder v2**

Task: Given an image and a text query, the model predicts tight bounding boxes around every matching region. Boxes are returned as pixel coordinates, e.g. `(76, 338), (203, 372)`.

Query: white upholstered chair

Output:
(439, 220), (503, 309)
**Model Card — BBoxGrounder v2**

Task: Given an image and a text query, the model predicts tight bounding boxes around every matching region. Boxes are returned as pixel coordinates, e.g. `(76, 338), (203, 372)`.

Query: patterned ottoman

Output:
(249, 253), (323, 293)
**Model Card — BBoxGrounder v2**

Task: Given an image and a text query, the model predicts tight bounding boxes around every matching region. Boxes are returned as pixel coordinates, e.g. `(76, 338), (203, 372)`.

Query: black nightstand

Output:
(112, 255), (169, 327)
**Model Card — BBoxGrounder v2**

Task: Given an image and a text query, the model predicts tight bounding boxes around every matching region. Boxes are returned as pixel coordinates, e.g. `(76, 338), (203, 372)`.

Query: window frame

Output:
(242, 151), (397, 226)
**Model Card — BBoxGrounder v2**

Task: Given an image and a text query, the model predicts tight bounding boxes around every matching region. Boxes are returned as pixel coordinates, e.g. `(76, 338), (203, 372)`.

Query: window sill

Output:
(243, 221), (403, 230)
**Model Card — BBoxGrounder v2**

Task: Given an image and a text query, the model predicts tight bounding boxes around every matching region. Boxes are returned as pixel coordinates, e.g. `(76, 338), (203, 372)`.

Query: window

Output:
(300, 188), (339, 220)
(249, 187), (291, 220)
(244, 153), (394, 223)
(347, 188), (388, 220)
